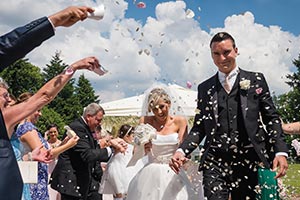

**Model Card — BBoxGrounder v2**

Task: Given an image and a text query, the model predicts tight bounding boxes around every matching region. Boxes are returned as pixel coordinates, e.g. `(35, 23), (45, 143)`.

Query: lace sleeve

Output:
(15, 122), (37, 138)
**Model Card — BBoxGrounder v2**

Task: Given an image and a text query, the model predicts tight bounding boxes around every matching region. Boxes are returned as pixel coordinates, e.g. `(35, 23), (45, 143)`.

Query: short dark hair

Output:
(118, 124), (134, 138)
(47, 123), (58, 131)
(210, 32), (236, 48)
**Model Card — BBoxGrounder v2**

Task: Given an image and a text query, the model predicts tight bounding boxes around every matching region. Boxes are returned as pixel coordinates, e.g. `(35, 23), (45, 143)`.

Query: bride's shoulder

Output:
(172, 115), (187, 123)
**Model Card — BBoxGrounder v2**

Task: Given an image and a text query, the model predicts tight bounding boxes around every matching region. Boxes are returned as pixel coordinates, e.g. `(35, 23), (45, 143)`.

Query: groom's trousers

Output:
(202, 147), (260, 200)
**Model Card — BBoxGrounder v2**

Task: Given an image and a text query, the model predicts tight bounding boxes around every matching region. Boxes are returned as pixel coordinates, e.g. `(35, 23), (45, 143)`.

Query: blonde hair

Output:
(147, 88), (171, 112)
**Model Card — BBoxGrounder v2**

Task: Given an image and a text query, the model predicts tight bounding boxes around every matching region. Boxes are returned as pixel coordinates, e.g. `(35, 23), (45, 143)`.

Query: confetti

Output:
(136, 2), (146, 8)
(186, 9), (195, 19)
(186, 81), (192, 89)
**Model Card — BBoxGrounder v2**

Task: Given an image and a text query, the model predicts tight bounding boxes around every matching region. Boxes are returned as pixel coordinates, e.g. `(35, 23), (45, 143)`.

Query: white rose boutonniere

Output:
(239, 79), (251, 90)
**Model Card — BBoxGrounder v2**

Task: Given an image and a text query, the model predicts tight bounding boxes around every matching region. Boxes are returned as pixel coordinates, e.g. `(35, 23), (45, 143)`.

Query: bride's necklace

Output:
(153, 117), (168, 130)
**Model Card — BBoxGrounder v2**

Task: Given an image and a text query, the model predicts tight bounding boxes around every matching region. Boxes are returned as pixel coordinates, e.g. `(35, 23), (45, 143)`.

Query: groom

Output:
(170, 32), (289, 199)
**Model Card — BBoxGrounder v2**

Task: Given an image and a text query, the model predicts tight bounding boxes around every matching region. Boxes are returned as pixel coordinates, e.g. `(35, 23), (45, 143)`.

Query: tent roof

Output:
(101, 84), (197, 117)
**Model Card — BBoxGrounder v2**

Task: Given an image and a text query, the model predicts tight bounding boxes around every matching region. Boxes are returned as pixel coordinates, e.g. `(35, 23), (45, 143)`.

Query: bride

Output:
(126, 85), (204, 200)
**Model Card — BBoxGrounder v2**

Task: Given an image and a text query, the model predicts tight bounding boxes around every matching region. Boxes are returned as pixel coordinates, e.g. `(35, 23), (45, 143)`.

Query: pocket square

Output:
(256, 87), (263, 94)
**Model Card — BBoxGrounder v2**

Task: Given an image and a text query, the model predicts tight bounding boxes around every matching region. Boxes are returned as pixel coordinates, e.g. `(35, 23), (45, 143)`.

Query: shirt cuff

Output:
(176, 148), (186, 156)
(276, 152), (288, 157)
(47, 17), (56, 32)
(106, 147), (114, 157)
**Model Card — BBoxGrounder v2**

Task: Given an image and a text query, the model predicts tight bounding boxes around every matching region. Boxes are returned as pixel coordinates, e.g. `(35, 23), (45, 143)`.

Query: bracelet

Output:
(28, 152), (33, 161)
(64, 66), (74, 75)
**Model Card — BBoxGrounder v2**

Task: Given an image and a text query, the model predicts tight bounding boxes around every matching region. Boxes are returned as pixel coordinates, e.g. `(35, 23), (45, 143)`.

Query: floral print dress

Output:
(16, 122), (50, 200)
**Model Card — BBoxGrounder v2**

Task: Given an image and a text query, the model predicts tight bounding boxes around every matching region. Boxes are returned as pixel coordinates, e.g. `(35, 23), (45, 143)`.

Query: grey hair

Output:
(0, 77), (9, 89)
(83, 103), (105, 117)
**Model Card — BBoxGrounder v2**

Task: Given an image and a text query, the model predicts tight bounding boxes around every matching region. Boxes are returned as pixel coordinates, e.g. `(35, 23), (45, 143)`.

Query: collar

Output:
(218, 67), (239, 86)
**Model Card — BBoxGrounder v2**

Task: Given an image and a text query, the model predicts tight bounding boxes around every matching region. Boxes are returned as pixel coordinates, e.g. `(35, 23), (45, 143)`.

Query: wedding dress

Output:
(126, 133), (204, 200)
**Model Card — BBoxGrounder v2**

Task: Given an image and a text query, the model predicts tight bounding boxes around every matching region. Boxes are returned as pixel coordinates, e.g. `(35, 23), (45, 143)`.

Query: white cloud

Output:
(1, 0), (300, 103)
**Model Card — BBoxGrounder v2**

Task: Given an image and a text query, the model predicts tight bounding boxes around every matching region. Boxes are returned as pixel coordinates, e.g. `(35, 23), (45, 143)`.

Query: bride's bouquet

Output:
(127, 123), (157, 167)
(133, 123), (157, 146)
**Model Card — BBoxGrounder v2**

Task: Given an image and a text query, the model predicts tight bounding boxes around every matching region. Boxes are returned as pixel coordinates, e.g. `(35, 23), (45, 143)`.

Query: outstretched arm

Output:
(3, 56), (100, 137)
(282, 122), (300, 135)
(0, 6), (94, 70)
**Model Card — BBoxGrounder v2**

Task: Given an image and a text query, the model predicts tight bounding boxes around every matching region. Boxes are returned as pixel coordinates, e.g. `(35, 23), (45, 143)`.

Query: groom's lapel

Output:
(239, 69), (249, 120)
(210, 74), (218, 124)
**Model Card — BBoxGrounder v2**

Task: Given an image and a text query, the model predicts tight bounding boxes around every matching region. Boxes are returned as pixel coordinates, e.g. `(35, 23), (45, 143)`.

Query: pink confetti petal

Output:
(136, 2), (146, 8)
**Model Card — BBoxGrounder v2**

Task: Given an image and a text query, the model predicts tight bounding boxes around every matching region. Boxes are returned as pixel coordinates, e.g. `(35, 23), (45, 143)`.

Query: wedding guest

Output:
(2, 79), (52, 200)
(0, 6), (96, 199)
(94, 125), (112, 148)
(1, 56), (102, 199)
(50, 103), (127, 200)
(46, 123), (62, 149)
(100, 124), (145, 200)
(170, 32), (289, 200)
(126, 87), (204, 200)
(15, 92), (77, 200)
(46, 123), (62, 200)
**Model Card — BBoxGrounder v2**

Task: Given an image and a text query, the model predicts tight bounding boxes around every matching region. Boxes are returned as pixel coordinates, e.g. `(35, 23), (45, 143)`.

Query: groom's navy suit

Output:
(0, 17), (54, 199)
(180, 68), (288, 199)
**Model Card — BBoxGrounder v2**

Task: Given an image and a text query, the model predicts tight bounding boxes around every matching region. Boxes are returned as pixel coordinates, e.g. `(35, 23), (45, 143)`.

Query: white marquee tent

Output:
(101, 84), (198, 117)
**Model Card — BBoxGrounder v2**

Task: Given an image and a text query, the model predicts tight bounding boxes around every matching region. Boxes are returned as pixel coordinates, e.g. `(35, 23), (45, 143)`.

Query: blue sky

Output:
(125, 0), (300, 36)
(1, 0), (300, 102)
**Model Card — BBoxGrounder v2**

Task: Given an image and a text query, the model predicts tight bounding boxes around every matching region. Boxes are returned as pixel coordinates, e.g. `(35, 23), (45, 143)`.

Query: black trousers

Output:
(61, 192), (102, 200)
(202, 147), (260, 200)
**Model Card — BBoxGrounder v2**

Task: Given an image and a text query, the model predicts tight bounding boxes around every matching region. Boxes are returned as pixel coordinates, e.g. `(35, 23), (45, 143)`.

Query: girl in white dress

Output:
(126, 87), (203, 200)
(100, 124), (145, 200)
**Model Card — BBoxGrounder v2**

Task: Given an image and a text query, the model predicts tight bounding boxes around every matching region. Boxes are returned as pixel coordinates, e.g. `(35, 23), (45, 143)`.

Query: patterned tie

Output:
(224, 74), (231, 93)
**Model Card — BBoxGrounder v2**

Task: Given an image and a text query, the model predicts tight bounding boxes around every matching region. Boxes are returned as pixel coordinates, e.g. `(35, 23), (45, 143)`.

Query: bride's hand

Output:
(144, 141), (152, 155)
(169, 151), (187, 174)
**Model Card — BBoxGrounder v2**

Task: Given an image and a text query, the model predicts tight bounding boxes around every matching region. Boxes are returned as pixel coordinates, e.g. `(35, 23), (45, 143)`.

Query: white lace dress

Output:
(126, 133), (203, 200)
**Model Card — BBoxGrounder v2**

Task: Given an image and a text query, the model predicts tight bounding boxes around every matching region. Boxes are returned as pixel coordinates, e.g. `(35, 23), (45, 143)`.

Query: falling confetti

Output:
(186, 9), (195, 19)
(186, 81), (192, 89)
(136, 2), (146, 9)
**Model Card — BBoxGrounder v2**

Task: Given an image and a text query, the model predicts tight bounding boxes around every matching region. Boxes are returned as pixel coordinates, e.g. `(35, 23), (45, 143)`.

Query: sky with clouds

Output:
(1, 0), (300, 103)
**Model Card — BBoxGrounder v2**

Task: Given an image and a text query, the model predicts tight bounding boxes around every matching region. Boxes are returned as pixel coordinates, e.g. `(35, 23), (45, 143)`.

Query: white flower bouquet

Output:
(127, 124), (157, 167)
(133, 123), (157, 146)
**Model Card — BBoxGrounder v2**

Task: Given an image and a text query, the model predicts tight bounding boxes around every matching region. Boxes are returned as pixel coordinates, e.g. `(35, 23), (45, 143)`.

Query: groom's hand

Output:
(272, 155), (288, 179)
(169, 151), (187, 174)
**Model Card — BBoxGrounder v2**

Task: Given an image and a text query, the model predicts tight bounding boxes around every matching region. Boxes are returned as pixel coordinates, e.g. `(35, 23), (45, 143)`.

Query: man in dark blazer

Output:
(0, 6), (94, 199)
(170, 32), (289, 199)
(51, 103), (126, 200)
(0, 6), (94, 70)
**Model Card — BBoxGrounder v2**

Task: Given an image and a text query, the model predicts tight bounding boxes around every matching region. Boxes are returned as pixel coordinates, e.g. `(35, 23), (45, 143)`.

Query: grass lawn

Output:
(281, 163), (300, 199)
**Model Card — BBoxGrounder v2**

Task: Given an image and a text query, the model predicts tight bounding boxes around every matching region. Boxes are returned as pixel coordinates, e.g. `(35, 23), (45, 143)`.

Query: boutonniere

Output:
(239, 79), (251, 90)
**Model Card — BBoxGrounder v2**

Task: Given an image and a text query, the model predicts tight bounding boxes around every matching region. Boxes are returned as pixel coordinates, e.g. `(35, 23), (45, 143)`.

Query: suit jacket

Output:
(51, 117), (110, 199)
(0, 111), (23, 200)
(0, 16), (54, 70)
(180, 68), (289, 169)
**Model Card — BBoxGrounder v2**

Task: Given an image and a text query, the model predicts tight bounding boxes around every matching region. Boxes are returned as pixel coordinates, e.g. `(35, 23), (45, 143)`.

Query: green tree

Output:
(36, 106), (66, 139)
(0, 59), (43, 97)
(42, 53), (79, 124)
(276, 54), (300, 123)
(275, 54), (300, 161)
(76, 74), (100, 106)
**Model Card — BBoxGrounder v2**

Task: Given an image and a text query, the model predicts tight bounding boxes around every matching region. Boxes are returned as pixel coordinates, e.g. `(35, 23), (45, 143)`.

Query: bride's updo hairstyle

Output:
(147, 88), (171, 113)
